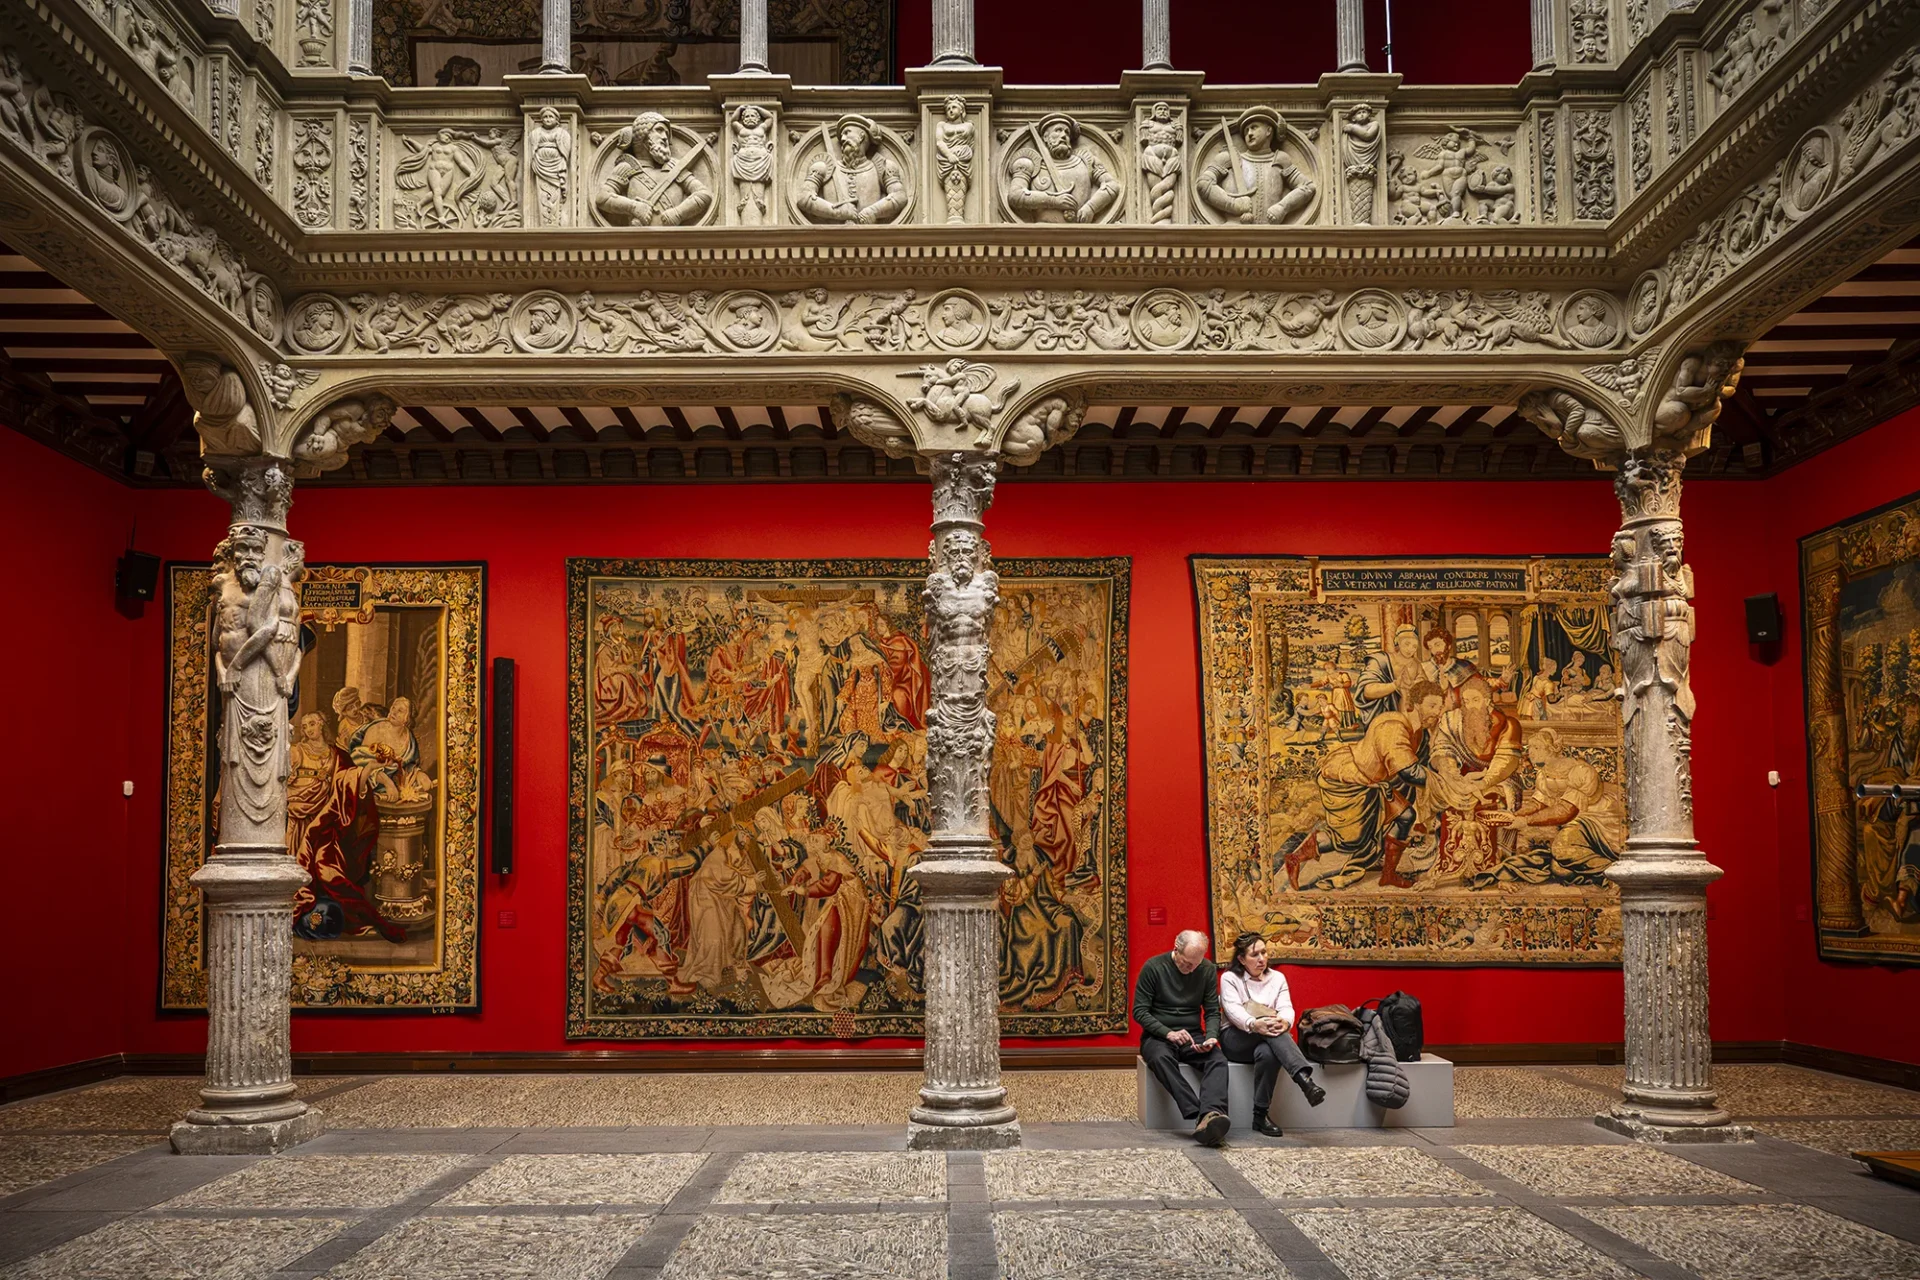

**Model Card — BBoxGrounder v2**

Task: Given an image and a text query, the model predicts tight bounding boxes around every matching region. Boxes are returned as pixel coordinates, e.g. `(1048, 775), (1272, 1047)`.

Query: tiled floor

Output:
(0, 1065), (1915, 1279)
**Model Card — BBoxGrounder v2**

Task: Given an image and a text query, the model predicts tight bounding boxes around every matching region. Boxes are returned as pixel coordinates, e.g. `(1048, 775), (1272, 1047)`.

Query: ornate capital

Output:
(1524, 342), (1745, 470)
(203, 454), (296, 530)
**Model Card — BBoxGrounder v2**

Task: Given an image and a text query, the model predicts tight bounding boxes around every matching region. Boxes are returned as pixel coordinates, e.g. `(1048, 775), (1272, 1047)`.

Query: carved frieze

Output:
(274, 283), (1627, 360)
(291, 116), (331, 228)
(252, 101), (274, 189)
(0, 45), (280, 344)
(1537, 109), (1559, 221)
(346, 115), (371, 230)
(294, 0), (333, 68)
(1001, 113), (1122, 224)
(1572, 108), (1616, 220)
(1630, 85), (1652, 193)
(1191, 108), (1314, 225)
(1386, 125), (1517, 226)
(1569, 0), (1611, 63)
(392, 126), (522, 229)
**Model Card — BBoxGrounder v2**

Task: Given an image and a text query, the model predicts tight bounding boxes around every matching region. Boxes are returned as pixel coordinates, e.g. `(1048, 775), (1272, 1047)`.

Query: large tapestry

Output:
(162, 563), (486, 1011)
(1804, 490), (1920, 965)
(567, 558), (1128, 1038)
(1194, 556), (1625, 966)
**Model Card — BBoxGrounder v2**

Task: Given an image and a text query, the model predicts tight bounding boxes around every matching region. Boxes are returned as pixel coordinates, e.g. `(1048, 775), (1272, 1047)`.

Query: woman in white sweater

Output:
(1219, 930), (1325, 1136)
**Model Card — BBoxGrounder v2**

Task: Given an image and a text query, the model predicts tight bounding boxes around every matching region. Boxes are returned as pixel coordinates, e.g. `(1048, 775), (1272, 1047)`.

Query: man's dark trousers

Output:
(1140, 1036), (1230, 1120)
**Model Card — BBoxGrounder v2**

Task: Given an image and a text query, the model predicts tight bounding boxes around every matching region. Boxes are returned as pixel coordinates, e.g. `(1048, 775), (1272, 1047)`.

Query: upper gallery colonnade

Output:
(3, 0), (1920, 1154)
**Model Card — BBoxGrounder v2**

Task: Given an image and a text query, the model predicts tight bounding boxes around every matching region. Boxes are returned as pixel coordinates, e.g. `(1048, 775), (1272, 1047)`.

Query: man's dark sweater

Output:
(1131, 951), (1221, 1041)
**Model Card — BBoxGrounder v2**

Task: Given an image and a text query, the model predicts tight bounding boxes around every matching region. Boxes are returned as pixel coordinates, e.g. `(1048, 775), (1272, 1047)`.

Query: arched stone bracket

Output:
(180, 353), (395, 476)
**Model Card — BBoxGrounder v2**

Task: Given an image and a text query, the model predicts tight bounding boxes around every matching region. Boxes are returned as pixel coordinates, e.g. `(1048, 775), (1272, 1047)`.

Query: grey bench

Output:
(1135, 1053), (1456, 1130)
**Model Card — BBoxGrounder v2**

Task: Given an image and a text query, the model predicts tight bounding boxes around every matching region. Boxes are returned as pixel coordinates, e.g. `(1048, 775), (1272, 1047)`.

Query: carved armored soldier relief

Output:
(527, 107), (574, 227)
(727, 105), (775, 226)
(1387, 126), (1517, 225)
(792, 114), (911, 225)
(1137, 100), (1184, 225)
(393, 127), (522, 229)
(1194, 108), (1316, 225)
(590, 112), (715, 228)
(1002, 113), (1122, 224)
(934, 96), (975, 224)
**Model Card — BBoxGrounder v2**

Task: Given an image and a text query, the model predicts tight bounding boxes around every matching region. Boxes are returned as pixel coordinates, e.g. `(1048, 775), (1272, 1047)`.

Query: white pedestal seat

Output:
(1135, 1053), (1455, 1131)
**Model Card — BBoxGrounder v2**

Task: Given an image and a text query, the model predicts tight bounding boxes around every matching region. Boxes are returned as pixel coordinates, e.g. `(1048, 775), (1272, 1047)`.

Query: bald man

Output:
(1133, 929), (1230, 1146)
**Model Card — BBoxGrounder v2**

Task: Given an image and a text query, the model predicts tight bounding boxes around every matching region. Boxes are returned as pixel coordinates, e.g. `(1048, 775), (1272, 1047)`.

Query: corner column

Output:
(1531, 0), (1556, 70)
(739, 0), (769, 72)
(908, 450), (1020, 1150)
(541, 0), (571, 74)
(171, 455), (322, 1155)
(1596, 448), (1746, 1141)
(1142, 0), (1171, 71)
(931, 0), (976, 67)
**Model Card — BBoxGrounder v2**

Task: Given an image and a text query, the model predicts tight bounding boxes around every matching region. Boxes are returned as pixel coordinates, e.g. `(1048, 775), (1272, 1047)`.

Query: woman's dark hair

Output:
(1228, 930), (1267, 977)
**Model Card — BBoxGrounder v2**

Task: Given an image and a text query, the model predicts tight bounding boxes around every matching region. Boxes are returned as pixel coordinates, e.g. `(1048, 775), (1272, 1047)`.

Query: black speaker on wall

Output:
(490, 657), (516, 876)
(1745, 593), (1783, 645)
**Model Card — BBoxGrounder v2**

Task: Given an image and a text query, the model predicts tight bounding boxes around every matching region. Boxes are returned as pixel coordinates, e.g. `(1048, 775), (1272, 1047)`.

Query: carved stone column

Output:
(1142, 0), (1172, 70)
(1335, 0), (1367, 72)
(170, 454), (323, 1155)
(739, 0), (769, 72)
(541, 0), (571, 73)
(931, 0), (976, 67)
(908, 451), (1020, 1150)
(1531, 0), (1556, 70)
(345, 0), (372, 74)
(1523, 348), (1752, 1144)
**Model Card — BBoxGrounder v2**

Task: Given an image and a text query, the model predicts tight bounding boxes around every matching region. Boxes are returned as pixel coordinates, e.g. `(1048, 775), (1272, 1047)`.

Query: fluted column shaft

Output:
(908, 451), (1020, 1149)
(739, 0), (769, 72)
(1598, 450), (1737, 1139)
(1531, 0), (1556, 69)
(346, 0), (373, 75)
(931, 0), (976, 67)
(540, 0), (570, 73)
(1142, 0), (1171, 70)
(1335, 0), (1367, 71)
(172, 457), (322, 1155)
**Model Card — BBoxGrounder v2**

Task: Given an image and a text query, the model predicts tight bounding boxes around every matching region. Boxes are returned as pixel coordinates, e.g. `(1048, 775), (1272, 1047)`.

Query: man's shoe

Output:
(1295, 1071), (1327, 1107)
(1194, 1111), (1230, 1147)
(1253, 1113), (1285, 1137)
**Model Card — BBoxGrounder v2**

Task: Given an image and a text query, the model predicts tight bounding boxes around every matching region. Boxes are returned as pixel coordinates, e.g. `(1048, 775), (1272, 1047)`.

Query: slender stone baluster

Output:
(1532, 0), (1556, 70)
(347, 0), (373, 75)
(907, 451), (1020, 1150)
(740, 0), (769, 72)
(1335, 0), (1367, 71)
(171, 454), (322, 1155)
(1143, 0), (1171, 70)
(931, 0), (976, 67)
(541, 0), (570, 74)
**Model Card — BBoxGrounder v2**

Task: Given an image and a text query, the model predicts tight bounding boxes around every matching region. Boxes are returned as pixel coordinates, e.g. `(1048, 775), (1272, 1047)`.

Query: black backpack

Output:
(1359, 992), (1424, 1062)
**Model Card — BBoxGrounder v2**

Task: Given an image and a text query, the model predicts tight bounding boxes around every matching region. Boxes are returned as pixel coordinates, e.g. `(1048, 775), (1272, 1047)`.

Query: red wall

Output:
(8, 415), (1916, 1073)
(893, 0), (1530, 86)
(0, 432), (139, 1077)
(1763, 407), (1920, 1067)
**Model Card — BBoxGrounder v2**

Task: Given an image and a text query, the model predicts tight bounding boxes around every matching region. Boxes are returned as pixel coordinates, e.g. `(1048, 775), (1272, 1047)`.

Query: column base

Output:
(908, 1118), (1023, 1150)
(1594, 1107), (1753, 1144)
(170, 1106), (324, 1155)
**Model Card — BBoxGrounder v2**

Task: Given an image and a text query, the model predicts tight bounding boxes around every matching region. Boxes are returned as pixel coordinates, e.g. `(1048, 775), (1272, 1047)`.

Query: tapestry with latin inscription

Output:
(1193, 556), (1624, 966)
(566, 557), (1129, 1038)
(161, 563), (486, 1011)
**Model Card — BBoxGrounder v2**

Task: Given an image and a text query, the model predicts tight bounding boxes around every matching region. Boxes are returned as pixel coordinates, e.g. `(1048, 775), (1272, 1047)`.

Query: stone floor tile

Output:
(1226, 1147), (1490, 1199)
(0, 1211), (126, 1268)
(15, 1155), (253, 1212)
(0, 1135), (158, 1196)
(0, 1215), (347, 1279)
(1452, 1068), (1619, 1120)
(1757, 1118), (1920, 1156)
(1290, 1205), (1638, 1280)
(161, 1155), (473, 1210)
(1454, 1143), (1763, 1196)
(437, 1154), (707, 1206)
(1579, 1202), (1920, 1280)
(986, 1148), (1220, 1202)
(659, 1211), (944, 1279)
(0, 1079), (350, 1136)
(993, 1207), (1293, 1278)
(1002, 1070), (1140, 1123)
(711, 1151), (943, 1203)
(318, 1212), (651, 1279)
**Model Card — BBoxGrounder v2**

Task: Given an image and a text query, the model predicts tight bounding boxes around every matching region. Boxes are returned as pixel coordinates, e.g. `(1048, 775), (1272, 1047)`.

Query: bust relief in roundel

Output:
(925, 288), (990, 352)
(999, 113), (1126, 225)
(1783, 125), (1841, 220)
(589, 111), (719, 229)
(708, 290), (782, 353)
(1131, 288), (1199, 351)
(78, 128), (138, 221)
(511, 291), (577, 353)
(1339, 289), (1406, 351)
(1626, 269), (1667, 341)
(1559, 290), (1623, 351)
(1192, 108), (1320, 226)
(286, 295), (350, 355)
(788, 115), (916, 226)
